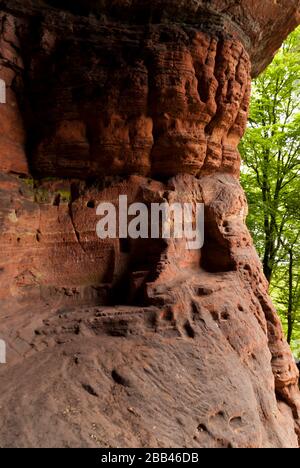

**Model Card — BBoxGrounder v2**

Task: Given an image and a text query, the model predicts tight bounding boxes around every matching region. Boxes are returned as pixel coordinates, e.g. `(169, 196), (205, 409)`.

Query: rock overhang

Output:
(0, 0), (299, 179)
(3, 0), (299, 76)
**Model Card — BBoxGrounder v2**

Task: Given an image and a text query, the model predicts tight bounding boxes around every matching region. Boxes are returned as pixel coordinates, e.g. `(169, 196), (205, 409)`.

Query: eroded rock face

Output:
(0, 0), (299, 448)
(1, 8), (251, 179)
(0, 1), (299, 178)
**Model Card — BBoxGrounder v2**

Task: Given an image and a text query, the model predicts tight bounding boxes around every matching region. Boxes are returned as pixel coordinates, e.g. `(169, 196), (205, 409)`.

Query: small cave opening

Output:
(110, 237), (168, 307)
(87, 200), (95, 209)
(201, 207), (236, 273)
(70, 183), (80, 202)
(53, 194), (61, 207)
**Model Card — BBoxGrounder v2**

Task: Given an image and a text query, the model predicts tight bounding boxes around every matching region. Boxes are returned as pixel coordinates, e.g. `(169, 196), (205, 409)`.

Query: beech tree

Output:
(240, 27), (300, 355)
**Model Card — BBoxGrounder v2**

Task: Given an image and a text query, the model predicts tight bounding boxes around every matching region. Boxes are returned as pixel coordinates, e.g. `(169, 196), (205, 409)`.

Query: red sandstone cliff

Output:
(0, 0), (299, 448)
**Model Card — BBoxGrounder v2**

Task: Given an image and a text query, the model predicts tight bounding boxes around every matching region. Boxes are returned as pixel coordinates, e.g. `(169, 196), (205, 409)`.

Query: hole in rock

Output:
(111, 369), (130, 387)
(221, 311), (230, 321)
(211, 310), (219, 321)
(87, 200), (95, 209)
(111, 237), (168, 306)
(197, 424), (208, 433)
(82, 383), (99, 397)
(229, 416), (243, 428)
(201, 207), (236, 273)
(70, 183), (80, 202)
(184, 321), (196, 338)
(164, 308), (174, 322)
(197, 79), (210, 104)
(159, 31), (171, 43)
(53, 194), (61, 206)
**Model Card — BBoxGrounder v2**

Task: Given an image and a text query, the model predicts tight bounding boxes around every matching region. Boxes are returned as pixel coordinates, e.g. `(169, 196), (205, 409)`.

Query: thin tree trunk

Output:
(287, 249), (294, 344)
(263, 251), (272, 284)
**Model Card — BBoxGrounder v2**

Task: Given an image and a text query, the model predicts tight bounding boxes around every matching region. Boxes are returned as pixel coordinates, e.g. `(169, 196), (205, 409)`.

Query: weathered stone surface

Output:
(0, 14), (28, 174)
(0, 9), (251, 179)
(3, 0), (299, 75)
(0, 172), (299, 447)
(1, 0), (299, 179)
(0, 0), (298, 177)
(0, 0), (299, 449)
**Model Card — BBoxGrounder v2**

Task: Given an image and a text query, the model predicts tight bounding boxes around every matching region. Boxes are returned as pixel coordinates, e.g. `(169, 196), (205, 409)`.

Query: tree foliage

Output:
(240, 27), (300, 357)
